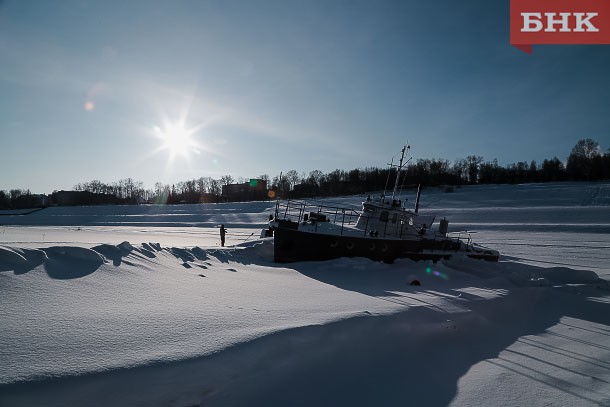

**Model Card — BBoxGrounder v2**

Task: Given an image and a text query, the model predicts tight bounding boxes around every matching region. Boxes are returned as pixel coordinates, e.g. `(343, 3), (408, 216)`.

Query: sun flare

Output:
(154, 122), (198, 159)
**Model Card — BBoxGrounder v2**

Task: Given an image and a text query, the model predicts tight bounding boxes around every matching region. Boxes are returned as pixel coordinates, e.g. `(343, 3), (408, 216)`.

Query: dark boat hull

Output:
(272, 226), (499, 263)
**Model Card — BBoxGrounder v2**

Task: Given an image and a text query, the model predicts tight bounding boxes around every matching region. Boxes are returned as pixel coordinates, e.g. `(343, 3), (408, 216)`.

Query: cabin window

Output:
(380, 211), (389, 222)
(391, 213), (397, 223)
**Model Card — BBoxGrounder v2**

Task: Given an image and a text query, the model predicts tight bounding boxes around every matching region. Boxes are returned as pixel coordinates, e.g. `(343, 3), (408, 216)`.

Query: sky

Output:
(1, 0), (609, 194)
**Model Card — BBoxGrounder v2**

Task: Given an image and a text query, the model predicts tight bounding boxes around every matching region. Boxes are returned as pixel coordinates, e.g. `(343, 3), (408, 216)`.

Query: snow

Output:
(1, 182), (609, 406)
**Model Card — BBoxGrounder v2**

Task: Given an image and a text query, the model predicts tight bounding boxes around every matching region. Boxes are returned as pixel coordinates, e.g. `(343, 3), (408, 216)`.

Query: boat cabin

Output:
(355, 195), (435, 238)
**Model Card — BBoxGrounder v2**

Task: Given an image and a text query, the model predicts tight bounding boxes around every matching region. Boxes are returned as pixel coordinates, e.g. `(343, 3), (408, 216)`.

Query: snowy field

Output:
(1, 182), (609, 406)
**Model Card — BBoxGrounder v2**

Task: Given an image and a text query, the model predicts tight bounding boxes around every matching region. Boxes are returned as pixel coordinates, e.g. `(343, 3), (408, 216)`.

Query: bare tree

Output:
(466, 156), (483, 183)
(567, 139), (602, 180)
(570, 138), (601, 160)
(9, 189), (24, 200)
(209, 179), (221, 195)
(285, 169), (300, 190)
(219, 175), (234, 186)
(308, 169), (324, 188)
(200, 177), (213, 194)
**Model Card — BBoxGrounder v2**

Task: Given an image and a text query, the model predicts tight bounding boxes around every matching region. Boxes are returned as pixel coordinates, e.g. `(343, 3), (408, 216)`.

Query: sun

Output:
(162, 124), (190, 156)
(154, 122), (199, 159)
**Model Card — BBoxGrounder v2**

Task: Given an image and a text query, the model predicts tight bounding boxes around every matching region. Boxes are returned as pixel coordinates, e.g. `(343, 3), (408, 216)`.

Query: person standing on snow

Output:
(219, 224), (227, 247)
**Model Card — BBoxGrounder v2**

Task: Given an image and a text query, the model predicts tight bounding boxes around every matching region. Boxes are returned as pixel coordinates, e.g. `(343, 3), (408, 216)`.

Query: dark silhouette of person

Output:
(219, 224), (227, 247)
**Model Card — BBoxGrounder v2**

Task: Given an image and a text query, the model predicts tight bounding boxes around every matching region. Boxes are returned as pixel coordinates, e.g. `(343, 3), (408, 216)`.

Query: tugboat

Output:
(266, 145), (500, 263)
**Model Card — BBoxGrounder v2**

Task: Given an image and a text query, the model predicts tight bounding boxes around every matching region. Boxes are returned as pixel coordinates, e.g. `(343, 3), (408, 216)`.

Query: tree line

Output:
(72, 176), (242, 205)
(283, 138), (609, 197)
(1, 139), (608, 209)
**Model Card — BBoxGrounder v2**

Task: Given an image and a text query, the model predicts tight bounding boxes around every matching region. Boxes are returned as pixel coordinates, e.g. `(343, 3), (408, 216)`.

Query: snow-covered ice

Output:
(1, 182), (609, 406)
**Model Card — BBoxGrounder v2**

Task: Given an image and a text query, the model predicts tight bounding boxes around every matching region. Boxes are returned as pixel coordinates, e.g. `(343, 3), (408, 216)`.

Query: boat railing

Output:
(274, 199), (427, 239)
(274, 199), (362, 233)
(447, 231), (473, 249)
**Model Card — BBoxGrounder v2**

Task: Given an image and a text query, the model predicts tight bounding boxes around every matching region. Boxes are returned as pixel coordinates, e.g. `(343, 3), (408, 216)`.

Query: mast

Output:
(382, 156), (393, 198)
(391, 145), (410, 200)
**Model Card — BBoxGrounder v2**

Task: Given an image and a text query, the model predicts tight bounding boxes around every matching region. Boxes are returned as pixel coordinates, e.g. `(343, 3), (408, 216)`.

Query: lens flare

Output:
(426, 266), (448, 280)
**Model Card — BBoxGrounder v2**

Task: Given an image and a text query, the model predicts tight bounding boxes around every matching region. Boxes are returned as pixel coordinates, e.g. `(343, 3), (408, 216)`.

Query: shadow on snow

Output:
(1, 242), (610, 406)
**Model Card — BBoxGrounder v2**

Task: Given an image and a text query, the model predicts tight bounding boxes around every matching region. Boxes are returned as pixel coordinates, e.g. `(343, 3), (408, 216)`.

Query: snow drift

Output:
(1, 182), (609, 406)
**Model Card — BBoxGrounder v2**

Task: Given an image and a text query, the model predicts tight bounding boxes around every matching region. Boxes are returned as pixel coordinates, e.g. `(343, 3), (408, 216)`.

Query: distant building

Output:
(222, 179), (268, 202)
(51, 190), (122, 206)
(12, 194), (49, 209)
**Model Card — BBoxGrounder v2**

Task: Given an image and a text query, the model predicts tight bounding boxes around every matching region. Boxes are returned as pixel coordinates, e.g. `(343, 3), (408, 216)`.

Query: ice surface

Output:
(0, 182), (609, 406)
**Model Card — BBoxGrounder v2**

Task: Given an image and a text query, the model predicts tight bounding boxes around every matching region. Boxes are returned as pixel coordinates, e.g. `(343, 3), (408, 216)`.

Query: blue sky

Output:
(1, 0), (609, 193)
